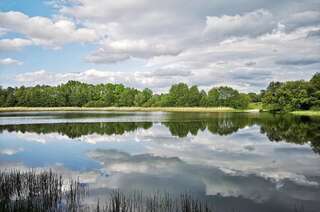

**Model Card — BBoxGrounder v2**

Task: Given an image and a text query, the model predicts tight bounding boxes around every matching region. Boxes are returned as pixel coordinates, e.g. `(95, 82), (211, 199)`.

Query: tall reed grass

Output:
(0, 170), (85, 212)
(1, 170), (213, 212)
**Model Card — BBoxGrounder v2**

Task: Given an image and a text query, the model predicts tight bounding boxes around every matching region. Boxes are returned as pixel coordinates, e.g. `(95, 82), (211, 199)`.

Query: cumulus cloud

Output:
(60, 1), (319, 89)
(14, 69), (194, 90)
(0, 11), (97, 48)
(14, 69), (152, 89)
(15, 69), (127, 85)
(2, 0), (320, 91)
(307, 29), (320, 38)
(275, 57), (320, 66)
(282, 10), (320, 31)
(85, 48), (130, 64)
(0, 58), (22, 65)
(0, 38), (32, 51)
(143, 68), (192, 78)
(203, 9), (275, 41)
(86, 39), (182, 63)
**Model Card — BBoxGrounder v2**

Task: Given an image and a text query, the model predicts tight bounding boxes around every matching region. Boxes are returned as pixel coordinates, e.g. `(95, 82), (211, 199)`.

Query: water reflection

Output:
(0, 122), (152, 139)
(0, 112), (320, 211)
(0, 113), (319, 153)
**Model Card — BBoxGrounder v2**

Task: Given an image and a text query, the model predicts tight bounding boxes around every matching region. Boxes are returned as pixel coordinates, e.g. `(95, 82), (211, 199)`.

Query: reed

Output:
(0, 170), (85, 212)
(93, 190), (212, 212)
(0, 170), (309, 212)
(1, 170), (214, 212)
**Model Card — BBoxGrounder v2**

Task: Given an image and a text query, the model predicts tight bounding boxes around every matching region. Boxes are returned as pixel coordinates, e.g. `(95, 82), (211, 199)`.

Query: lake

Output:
(0, 111), (319, 211)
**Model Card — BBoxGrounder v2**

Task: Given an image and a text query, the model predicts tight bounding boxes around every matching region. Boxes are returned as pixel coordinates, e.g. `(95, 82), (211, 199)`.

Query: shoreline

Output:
(0, 107), (259, 113)
(290, 110), (320, 116)
(1, 107), (319, 116)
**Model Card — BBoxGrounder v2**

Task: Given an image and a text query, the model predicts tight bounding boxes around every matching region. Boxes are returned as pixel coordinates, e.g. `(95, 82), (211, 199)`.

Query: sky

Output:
(0, 0), (319, 92)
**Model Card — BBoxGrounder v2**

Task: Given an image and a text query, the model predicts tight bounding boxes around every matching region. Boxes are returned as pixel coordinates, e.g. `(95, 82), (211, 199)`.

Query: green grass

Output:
(0, 106), (256, 113)
(291, 110), (320, 116)
(248, 102), (263, 110)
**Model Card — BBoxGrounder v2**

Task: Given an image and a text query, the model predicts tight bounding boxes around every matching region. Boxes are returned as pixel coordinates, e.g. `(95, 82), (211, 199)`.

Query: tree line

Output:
(0, 81), (250, 109)
(0, 73), (319, 111)
(261, 73), (320, 111)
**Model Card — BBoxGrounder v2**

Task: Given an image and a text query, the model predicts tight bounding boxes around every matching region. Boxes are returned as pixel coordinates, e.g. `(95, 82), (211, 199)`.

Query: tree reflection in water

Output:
(0, 113), (319, 153)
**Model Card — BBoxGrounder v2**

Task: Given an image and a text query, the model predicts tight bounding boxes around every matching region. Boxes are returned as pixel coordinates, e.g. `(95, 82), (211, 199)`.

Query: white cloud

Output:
(0, 11), (98, 48)
(0, 27), (8, 36)
(58, 2), (319, 92)
(85, 48), (130, 64)
(2, 0), (320, 91)
(14, 69), (184, 90)
(204, 9), (275, 41)
(86, 39), (182, 63)
(0, 58), (22, 65)
(57, 0), (205, 62)
(282, 10), (320, 31)
(13, 25), (320, 94)
(144, 68), (192, 78)
(0, 38), (32, 51)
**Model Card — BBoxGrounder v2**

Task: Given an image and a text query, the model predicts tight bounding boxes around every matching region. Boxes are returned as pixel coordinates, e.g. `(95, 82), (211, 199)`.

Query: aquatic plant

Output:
(0, 170), (85, 212)
(0, 170), (214, 212)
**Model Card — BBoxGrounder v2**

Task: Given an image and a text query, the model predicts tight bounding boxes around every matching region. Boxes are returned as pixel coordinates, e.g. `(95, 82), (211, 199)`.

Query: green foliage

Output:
(118, 88), (137, 106)
(134, 88), (153, 106)
(1, 73), (318, 110)
(84, 100), (109, 107)
(262, 73), (320, 111)
(168, 83), (190, 106)
(310, 73), (320, 90)
(199, 90), (208, 107)
(248, 92), (261, 102)
(207, 86), (249, 109)
(188, 85), (201, 107)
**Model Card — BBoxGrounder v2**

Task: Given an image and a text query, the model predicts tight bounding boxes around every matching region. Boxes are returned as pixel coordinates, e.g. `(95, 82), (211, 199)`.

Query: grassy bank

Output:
(2, 107), (320, 116)
(291, 110), (320, 116)
(0, 107), (259, 113)
(248, 102), (263, 110)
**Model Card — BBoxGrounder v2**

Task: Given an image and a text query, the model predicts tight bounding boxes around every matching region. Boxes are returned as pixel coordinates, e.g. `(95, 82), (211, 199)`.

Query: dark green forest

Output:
(0, 73), (319, 111)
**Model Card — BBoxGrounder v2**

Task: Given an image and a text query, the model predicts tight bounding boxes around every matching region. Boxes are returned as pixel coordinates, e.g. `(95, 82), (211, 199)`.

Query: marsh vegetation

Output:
(0, 170), (214, 212)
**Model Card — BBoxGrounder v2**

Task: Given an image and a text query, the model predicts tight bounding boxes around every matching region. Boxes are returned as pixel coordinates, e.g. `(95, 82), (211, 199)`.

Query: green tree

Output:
(199, 90), (208, 107)
(309, 73), (320, 109)
(0, 87), (5, 107)
(310, 73), (320, 90)
(168, 83), (190, 106)
(262, 80), (312, 111)
(2, 73), (318, 110)
(248, 92), (261, 102)
(188, 85), (201, 107)
(4, 87), (16, 107)
(134, 88), (153, 106)
(207, 86), (249, 109)
(118, 88), (137, 106)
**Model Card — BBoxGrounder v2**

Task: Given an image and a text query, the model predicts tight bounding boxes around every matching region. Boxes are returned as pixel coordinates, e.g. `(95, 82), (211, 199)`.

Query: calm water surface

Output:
(0, 112), (319, 211)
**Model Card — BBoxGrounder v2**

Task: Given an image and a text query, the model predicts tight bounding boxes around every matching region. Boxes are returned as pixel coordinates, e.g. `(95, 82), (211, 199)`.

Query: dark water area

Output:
(0, 112), (319, 211)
